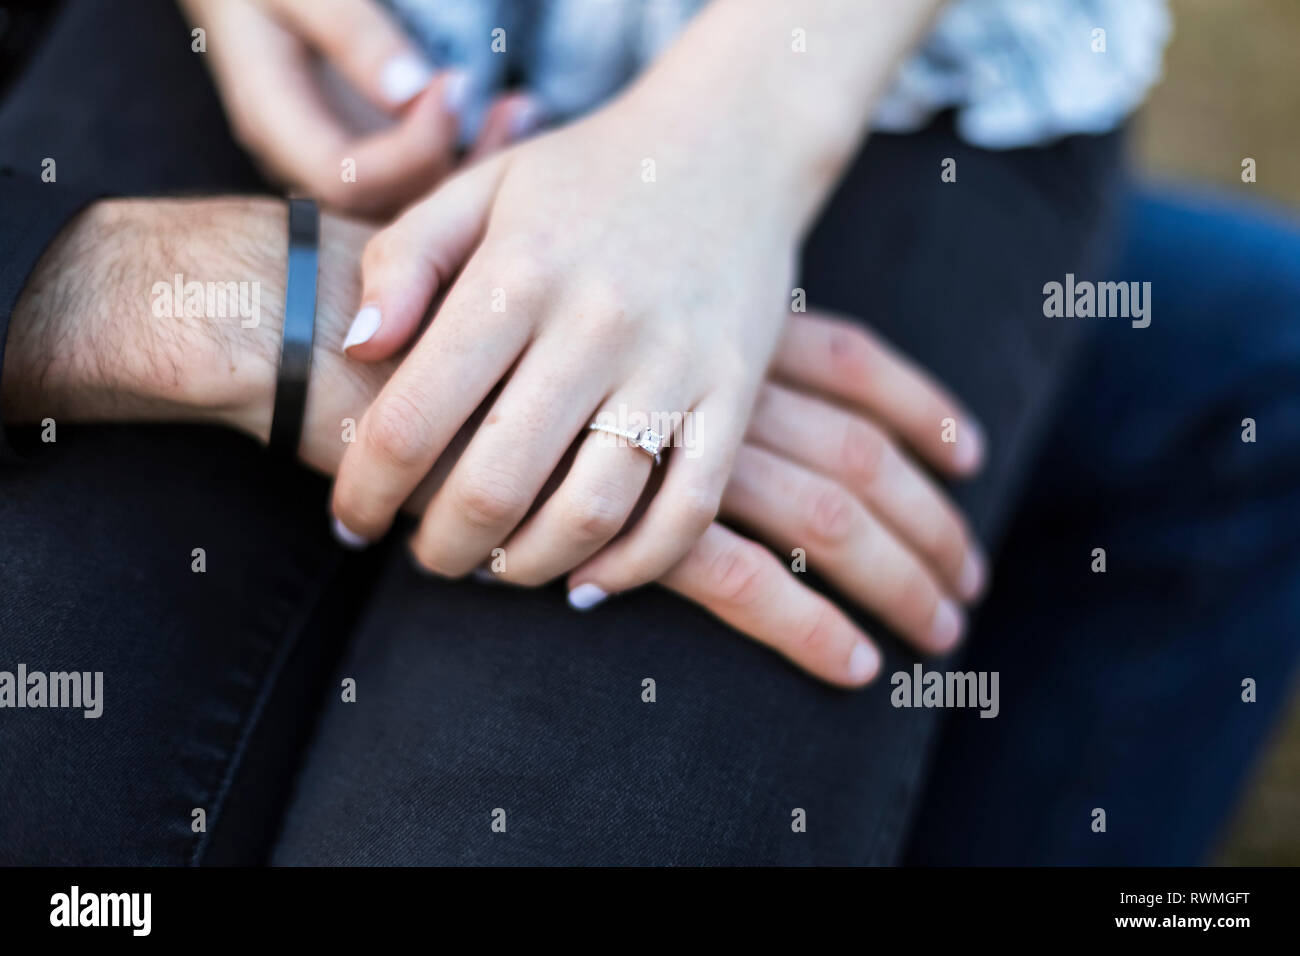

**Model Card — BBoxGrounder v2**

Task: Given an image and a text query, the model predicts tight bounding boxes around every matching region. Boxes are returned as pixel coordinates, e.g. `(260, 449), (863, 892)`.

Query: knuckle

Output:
(454, 468), (530, 530)
(361, 230), (398, 275)
(363, 392), (434, 468)
(896, 565), (938, 626)
(804, 484), (857, 545)
(654, 323), (696, 368)
(827, 324), (875, 383)
(841, 421), (886, 485)
(563, 483), (629, 541)
(931, 513), (971, 575)
(678, 483), (723, 530)
(706, 540), (769, 607)
(494, 252), (552, 297)
(575, 273), (629, 316)
(793, 603), (839, 658)
(571, 278), (637, 340)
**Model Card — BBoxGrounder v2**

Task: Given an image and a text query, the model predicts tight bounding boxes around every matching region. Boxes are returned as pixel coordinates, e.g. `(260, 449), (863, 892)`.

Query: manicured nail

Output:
(442, 69), (470, 115)
(954, 419), (985, 473)
(380, 53), (434, 106)
(930, 598), (964, 652)
(343, 305), (382, 351)
(847, 642), (880, 684)
(958, 549), (986, 602)
(567, 583), (608, 611)
(331, 515), (370, 550)
(510, 97), (545, 138)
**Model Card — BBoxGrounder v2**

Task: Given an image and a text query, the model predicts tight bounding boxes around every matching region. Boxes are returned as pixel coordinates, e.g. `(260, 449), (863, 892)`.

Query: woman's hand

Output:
(179, 0), (539, 217)
(330, 102), (807, 595)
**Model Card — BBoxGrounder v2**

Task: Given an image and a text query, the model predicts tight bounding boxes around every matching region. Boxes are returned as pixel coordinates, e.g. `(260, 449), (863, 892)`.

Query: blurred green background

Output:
(1132, 0), (1300, 864)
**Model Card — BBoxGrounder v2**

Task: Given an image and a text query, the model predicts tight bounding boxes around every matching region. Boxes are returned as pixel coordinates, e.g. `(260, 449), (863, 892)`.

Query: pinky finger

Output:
(658, 523), (881, 689)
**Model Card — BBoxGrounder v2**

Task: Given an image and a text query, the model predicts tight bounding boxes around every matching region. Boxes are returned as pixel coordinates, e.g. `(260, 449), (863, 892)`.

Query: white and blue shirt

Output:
(386, 0), (1171, 149)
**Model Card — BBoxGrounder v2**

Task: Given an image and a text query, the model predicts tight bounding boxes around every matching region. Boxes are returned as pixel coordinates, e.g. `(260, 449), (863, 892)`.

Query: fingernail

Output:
(958, 549), (986, 601)
(442, 69), (470, 115)
(567, 583), (608, 611)
(954, 419), (985, 473)
(509, 97), (545, 138)
(343, 305), (382, 351)
(847, 642), (880, 684)
(331, 515), (370, 550)
(380, 53), (434, 106)
(930, 598), (964, 652)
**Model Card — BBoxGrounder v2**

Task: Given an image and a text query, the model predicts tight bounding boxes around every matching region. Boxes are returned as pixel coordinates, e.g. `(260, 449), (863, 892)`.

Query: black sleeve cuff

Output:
(0, 168), (105, 462)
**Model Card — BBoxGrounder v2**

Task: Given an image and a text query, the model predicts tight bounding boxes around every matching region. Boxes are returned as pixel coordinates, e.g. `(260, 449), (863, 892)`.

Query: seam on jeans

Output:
(188, 550), (344, 866)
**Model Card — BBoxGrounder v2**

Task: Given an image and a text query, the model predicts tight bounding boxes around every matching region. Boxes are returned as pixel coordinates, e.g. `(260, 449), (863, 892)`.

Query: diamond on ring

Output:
(588, 421), (664, 465)
(632, 428), (663, 459)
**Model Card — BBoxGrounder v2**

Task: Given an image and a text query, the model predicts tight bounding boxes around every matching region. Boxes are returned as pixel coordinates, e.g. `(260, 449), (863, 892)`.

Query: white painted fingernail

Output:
(380, 53), (433, 106)
(958, 549), (986, 601)
(510, 97), (545, 138)
(343, 305), (382, 351)
(331, 516), (370, 550)
(930, 598), (964, 652)
(567, 583), (608, 611)
(442, 69), (470, 115)
(848, 642), (879, 684)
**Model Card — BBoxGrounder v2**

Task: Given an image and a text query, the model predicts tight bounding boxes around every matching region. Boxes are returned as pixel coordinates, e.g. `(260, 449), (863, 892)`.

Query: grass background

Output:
(1132, 0), (1300, 864)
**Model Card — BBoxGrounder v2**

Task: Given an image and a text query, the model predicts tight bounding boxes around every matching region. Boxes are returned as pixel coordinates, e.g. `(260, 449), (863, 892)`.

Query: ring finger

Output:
(408, 338), (615, 577)
(493, 390), (686, 585)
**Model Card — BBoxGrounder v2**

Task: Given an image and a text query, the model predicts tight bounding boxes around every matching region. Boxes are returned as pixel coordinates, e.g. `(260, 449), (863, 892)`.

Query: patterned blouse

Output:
(385, 0), (1171, 149)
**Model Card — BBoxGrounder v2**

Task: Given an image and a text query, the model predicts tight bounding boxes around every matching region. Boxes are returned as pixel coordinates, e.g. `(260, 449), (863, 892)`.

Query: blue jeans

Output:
(905, 186), (1300, 864)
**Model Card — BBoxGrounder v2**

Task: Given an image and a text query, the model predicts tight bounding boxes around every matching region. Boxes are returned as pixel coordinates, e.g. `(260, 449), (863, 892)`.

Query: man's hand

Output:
(4, 197), (392, 475)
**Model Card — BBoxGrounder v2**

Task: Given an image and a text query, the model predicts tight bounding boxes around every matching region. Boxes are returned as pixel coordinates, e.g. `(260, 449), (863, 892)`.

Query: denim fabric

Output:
(268, 123), (1125, 865)
(7, 0), (1275, 868)
(0, 426), (366, 864)
(903, 188), (1300, 864)
(0, 0), (347, 866)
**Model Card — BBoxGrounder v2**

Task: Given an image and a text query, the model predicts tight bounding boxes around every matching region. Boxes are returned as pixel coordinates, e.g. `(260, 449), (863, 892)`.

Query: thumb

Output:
(342, 155), (508, 361)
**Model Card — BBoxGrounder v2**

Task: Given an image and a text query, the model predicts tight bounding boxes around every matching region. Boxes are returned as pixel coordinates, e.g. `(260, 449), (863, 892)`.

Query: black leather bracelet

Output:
(269, 198), (319, 458)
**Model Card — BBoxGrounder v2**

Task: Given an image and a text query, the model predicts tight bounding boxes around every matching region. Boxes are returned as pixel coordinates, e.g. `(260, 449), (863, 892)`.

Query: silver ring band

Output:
(588, 421), (664, 465)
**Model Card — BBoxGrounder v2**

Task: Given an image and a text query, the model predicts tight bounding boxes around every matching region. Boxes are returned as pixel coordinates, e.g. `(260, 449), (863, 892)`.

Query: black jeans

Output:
(3, 0), (1295, 865)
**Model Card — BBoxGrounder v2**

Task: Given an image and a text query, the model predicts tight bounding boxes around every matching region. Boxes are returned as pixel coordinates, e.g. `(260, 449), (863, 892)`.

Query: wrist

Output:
(619, 0), (942, 236)
(5, 197), (287, 433)
(3, 195), (391, 475)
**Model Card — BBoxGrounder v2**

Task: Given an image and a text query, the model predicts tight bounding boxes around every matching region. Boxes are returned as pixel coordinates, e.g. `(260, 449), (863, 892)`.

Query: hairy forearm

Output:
(5, 198), (284, 428)
(622, 0), (944, 233)
(3, 197), (392, 474)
